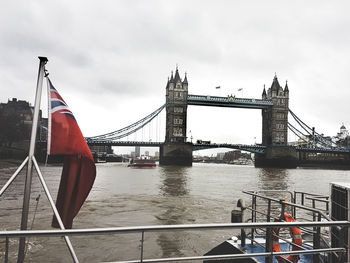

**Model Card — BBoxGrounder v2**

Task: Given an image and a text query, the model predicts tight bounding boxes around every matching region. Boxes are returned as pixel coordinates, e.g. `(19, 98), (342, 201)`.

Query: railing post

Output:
(5, 236), (9, 263)
(265, 200), (273, 263)
(140, 231), (145, 262)
(337, 226), (348, 263)
(293, 191), (297, 218)
(301, 192), (305, 206)
(280, 199), (285, 217)
(313, 213), (321, 263)
(251, 195), (256, 245)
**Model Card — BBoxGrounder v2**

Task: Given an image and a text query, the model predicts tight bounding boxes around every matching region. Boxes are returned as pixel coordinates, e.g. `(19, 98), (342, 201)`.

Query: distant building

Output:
(334, 124), (350, 147)
(337, 124), (349, 140)
(216, 152), (225, 160)
(0, 98), (43, 149)
(296, 136), (311, 147)
(144, 150), (149, 156)
(89, 145), (113, 155)
(154, 151), (159, 157)
(135, 146), (140, 157)
(223, 150), (241, 162)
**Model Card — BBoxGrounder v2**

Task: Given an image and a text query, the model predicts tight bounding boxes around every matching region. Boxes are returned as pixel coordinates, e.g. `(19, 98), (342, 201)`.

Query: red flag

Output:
(47, 78), (96, 229)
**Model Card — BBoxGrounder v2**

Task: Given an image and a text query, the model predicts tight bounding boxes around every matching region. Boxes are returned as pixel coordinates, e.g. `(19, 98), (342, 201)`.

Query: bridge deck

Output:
(187, 94), (273, 109)
(41, 140), (349, 155)
(86, 140), (162, 147)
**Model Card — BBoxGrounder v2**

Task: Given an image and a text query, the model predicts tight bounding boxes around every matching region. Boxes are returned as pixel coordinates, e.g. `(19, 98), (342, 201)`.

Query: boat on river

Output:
(128, 157), (156, 168)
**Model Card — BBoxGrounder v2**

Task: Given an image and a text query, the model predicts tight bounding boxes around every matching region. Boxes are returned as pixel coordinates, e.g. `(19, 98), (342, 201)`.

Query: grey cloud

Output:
(1, 0), (350, 143)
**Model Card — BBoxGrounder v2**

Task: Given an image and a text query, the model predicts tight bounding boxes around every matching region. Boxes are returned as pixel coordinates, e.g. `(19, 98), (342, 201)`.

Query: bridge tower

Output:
(257, 74), (297, 168)
(160, 67), (193, 166)
(261, 74), (289, 145)
(165, 68), (188, 143)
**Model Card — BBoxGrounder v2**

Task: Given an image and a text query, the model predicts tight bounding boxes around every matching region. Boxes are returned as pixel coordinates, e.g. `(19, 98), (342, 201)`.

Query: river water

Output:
(0, 161), (349, 262)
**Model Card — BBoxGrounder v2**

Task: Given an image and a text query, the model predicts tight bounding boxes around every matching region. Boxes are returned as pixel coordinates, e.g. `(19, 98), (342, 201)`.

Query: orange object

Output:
(272, 213), (302, 263)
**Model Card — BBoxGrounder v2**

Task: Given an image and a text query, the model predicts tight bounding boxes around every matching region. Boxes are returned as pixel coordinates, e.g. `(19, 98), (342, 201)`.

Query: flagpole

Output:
(17, 56), (48, 263)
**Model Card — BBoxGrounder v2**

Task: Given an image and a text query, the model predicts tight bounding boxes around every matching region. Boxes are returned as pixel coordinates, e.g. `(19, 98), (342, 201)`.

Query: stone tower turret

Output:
(165, 67), (188, 143)
(262, 75), (289, 145)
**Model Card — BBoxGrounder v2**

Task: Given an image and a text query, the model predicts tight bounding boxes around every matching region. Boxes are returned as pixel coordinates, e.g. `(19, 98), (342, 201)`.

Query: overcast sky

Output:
(1, 0), (350, 154)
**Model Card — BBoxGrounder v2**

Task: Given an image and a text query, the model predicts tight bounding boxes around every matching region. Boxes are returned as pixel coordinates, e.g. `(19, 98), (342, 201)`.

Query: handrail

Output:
(243, 190), (332, 221)
(105, 248), (345, 263)
(305, 196), (330, 204)
(0, 221), (348, 238)
(1, 221), (348, 262)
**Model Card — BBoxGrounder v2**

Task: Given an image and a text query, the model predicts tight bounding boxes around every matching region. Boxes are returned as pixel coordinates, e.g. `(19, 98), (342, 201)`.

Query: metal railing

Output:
(0, 221), (348, 263)
(242, 190), (349, 263)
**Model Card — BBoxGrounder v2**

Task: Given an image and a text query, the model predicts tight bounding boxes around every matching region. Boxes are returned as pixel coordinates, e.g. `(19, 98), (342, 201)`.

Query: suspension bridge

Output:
(83, 69), (349, 168)
(85, 104), (348, 154)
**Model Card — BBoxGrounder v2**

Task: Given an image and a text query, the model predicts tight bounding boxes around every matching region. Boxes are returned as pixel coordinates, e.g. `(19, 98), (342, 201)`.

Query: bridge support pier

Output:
(255, 146), (298, 168)
(159, 143), (193, 166)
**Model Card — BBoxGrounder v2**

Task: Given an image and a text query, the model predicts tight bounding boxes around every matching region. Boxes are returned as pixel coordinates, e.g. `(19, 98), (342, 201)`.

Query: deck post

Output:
(313, 213), (321, 263)
(251, 195), (256, 245)
(140, 231), (145, 262)
(265, 200), (273, 263)
(5, 236), (9, 263)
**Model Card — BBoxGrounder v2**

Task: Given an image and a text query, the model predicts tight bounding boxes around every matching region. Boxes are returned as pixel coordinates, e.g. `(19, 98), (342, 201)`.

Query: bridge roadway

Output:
(86, 140), (350, 155)
(86, 140), (267, 154)
(295, 146), (350, 154)
(187, 94), (273, 109)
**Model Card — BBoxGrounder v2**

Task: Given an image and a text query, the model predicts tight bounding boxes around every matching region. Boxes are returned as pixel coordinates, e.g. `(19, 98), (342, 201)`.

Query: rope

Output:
(24, 194), (41, 257)
(30, 194), (41, 230)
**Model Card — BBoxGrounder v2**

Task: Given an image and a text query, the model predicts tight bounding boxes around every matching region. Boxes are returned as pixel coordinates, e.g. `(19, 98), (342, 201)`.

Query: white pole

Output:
(17, 56), (48, 263)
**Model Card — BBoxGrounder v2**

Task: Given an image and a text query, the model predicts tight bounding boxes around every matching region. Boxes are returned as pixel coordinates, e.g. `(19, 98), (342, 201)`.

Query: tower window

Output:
(173, 128), (183, 137)
(276, 123), (285, 129)
(276, 113), (284, 119)
(174, 107), (183, 113)
(175, 92), (183, 99)
(174, 118), (183, 125)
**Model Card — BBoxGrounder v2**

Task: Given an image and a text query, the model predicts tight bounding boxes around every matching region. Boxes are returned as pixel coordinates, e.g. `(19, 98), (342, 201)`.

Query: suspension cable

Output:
(87, 103), (167, 141)
(288, 109), (334, 148)
(87, 103), (167, 140)
(287, 123), (309, 144)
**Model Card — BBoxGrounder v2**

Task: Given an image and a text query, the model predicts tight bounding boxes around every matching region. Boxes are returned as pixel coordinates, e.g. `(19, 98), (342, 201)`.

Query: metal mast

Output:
(17, 56), (48, 262)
